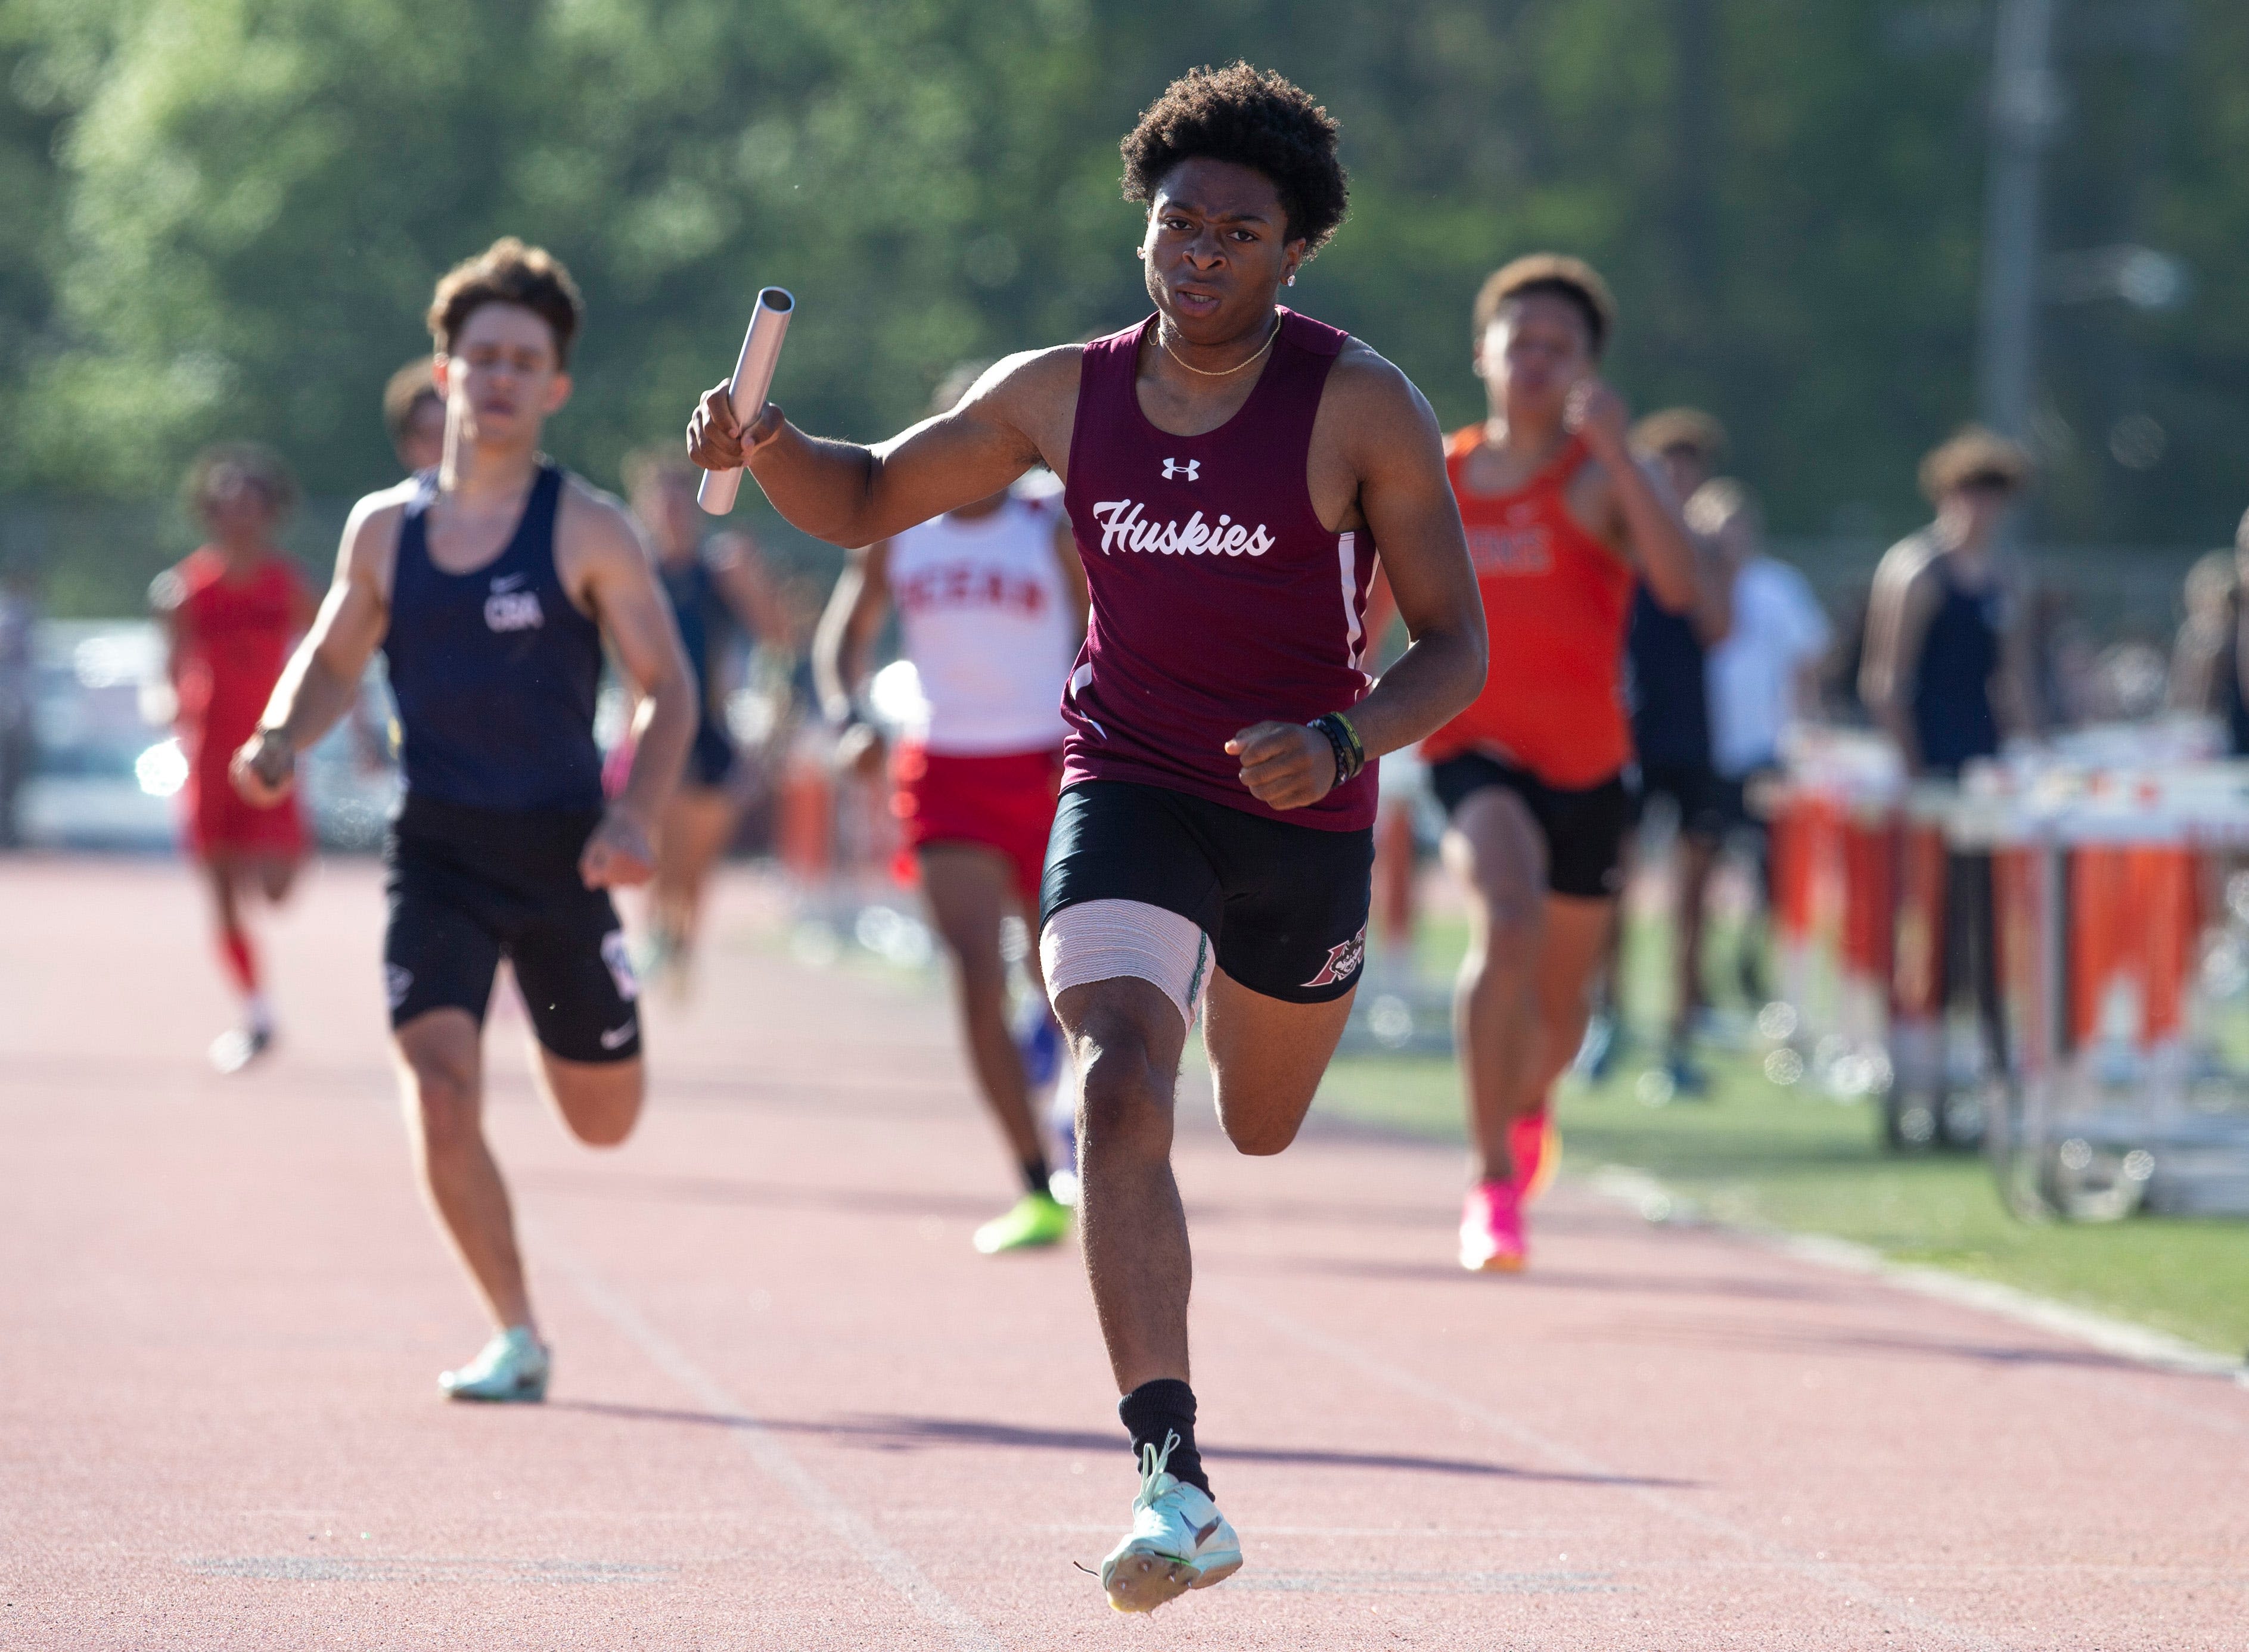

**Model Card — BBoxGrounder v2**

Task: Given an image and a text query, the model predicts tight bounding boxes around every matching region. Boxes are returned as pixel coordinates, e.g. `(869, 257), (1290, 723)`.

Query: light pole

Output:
(1976, 0), (2063, 440)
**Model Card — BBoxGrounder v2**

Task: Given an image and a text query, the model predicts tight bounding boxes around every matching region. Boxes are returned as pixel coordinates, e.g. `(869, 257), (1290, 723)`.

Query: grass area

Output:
(1316, 915), (2249, 1358)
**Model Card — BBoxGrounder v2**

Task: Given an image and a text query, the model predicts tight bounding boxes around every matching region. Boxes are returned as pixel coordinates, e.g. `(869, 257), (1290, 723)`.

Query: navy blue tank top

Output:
(384, 463), (605, 811)
(1911, 559), (2003, 777)
(2219, 623), (2249, 758)
(1627, 587), (1711, 770)
(658, 556), (725, 729)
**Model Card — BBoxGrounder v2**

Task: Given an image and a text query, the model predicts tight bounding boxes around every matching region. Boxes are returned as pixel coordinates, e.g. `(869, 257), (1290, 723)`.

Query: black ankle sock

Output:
(1119, 1378), (1210, 1497)
(1019, 1155), (1051, 1198)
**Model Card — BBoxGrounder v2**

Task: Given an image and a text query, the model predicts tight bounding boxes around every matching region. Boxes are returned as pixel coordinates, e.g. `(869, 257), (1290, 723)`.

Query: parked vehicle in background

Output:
(21, 620), (395, 852)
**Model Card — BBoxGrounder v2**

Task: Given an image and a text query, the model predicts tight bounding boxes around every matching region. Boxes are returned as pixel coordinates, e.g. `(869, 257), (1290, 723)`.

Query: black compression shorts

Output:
(1429, 752), (1630, 901)
(1039, 779), (1374, 1003)
(382, 793), (641, 1063)
(1630, 760), (1725, 840)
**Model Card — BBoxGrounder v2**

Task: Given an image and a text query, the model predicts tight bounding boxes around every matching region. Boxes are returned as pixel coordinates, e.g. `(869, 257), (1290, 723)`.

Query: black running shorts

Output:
(382, 794), (641, 1063)
(1040, 779), (1374, 1003)
(1429, 752), (1630, 901)
(1630, 760), (1726, 841)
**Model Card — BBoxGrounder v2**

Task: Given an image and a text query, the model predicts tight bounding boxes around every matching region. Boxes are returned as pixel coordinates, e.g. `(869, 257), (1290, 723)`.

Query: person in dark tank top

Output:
(1860, 426), (2040, 778)
(1620, 408), (1737, 1099)
(231, 238), (697, 1407)
(685, 63), (1486, 1617)
(621, 449), (785, 993)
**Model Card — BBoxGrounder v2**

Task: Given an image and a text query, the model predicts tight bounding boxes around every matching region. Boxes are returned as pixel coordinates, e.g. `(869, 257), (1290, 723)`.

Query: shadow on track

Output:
(545, 1401), (1698, 1488)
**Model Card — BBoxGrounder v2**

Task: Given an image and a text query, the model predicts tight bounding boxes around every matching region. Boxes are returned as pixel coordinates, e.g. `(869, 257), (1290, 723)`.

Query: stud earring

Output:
(1287, 272), (1297, 287)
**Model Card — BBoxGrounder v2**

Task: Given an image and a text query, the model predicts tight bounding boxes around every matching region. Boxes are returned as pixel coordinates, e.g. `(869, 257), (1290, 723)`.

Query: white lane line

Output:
(1206, 1280), (2009, 1652)
(539, 1228), (1004, 1652)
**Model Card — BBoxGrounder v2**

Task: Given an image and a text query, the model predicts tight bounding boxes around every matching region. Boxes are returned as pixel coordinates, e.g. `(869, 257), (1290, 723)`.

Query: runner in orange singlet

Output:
(1426, 256), (1703, 1271)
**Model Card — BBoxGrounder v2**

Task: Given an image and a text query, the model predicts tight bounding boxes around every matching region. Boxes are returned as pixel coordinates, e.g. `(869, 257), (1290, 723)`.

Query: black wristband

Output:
(1309, 713), (1364, 789)
(1330, 709), (1365, 771)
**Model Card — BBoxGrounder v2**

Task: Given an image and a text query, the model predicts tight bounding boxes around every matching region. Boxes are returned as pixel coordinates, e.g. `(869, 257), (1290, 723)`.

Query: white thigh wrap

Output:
(1041, 899), (1212, 1033)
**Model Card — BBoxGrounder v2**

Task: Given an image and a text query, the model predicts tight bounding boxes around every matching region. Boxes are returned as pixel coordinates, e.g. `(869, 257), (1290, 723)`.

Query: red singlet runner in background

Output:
(1422, 256), (1704, 1273)
(152, 445), (315, 1073)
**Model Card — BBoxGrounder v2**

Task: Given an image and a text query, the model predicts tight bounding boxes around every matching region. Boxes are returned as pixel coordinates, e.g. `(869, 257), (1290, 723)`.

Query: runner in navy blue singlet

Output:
(1860, 426), (2039, 779)
(687, 65), (1486, 1616)
(235, 239), (696, 1405)
(623, 449), (785, 993)
(1621, 409), (1735, 1095)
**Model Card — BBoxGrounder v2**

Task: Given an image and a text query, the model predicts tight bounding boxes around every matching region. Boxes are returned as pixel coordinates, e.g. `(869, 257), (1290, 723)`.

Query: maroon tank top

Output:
(1060, 309), (1376, 830)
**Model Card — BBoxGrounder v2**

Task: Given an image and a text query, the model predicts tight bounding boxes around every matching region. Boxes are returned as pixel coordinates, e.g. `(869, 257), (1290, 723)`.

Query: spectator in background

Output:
(383, 357), (446, 474)
(1624, 410), (1734, 1091)
(1696, 480), (1830, 1005)
(2167, 516), (2249, 752)
(1859, 427), (2040, 777)
(0, 564), (37, 848)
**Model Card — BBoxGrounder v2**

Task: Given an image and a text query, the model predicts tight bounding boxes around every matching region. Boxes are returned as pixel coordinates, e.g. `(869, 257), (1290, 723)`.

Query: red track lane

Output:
(3, 858), (2245, 1650)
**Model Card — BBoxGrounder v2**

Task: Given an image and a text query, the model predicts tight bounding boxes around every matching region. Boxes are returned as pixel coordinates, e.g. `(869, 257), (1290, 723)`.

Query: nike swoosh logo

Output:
(492, 573), (526, 592)
(599, 1022), (636, 1050)
(1192, 1517), (1221, 1548)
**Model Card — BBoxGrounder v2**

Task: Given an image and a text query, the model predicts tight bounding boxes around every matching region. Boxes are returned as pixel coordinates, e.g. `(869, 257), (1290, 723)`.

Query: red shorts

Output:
(890, 743), (1063, 901)
(182, 758), (307, 861)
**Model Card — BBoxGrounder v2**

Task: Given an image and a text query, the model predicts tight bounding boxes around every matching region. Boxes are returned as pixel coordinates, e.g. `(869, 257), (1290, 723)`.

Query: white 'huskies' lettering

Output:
(1090, 499), (1273, 558)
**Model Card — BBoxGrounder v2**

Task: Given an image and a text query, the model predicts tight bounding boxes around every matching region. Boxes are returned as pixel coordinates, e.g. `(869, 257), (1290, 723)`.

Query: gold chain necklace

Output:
(1156, 314), (1280, 378)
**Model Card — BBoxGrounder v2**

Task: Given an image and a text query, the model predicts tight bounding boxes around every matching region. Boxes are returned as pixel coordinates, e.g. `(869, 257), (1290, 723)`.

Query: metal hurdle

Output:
(1982, 756), (2249, 1220)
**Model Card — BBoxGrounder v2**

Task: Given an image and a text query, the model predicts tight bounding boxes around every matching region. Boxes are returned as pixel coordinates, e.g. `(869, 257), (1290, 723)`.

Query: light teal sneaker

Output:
(1098, 1432), (1242, 1613)
(439, 1327), (549, 1403)
(971, 1191), (1071, 1255)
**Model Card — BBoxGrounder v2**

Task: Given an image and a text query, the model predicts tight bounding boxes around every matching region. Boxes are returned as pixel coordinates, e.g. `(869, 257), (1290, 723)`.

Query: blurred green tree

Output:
(5, 0), (2246, 609)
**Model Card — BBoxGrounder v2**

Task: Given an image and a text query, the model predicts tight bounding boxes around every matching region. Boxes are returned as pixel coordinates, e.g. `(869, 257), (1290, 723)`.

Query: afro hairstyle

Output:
(1120, 63), (1349, 252)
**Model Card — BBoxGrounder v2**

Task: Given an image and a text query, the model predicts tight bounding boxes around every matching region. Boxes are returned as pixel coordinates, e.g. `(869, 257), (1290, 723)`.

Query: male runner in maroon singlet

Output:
(690, 64), (1484, 1613)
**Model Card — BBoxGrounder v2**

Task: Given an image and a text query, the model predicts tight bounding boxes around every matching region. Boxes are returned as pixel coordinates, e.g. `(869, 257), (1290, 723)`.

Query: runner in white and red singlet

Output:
(813, 361), (1089, 1258)
(689, 64), (1485, 1616)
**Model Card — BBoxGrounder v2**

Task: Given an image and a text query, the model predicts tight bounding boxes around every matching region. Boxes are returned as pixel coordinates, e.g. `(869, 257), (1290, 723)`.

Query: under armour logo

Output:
(1161, 458), (1200, 482)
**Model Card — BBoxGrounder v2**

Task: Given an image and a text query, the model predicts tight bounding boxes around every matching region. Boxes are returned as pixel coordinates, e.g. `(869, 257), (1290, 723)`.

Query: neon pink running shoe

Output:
(1459, 1178), (1526, 1273)
(1509, 1106), (1560, 1203)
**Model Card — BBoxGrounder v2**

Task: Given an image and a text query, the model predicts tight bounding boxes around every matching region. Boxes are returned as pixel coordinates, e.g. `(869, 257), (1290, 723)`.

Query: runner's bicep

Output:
(304, 511), (395, 682)
(861, 406), (1040, 538)
(302, 577), (384, 683)
(1347, 377), (1478, 644)
(1356, 443), (1477, 646)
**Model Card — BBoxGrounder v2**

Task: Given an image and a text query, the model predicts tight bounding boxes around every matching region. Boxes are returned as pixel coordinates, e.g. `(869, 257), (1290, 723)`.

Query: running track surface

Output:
(4, 858), (2245, 1651)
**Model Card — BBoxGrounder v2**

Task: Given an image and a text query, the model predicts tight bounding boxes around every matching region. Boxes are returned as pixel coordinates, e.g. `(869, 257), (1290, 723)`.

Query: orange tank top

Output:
(1422, 426), (1635, 787)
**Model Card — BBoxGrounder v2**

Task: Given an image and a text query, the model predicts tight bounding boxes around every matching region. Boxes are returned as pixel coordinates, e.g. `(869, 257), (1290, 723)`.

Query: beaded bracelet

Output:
(1309, 713), (1366, 790)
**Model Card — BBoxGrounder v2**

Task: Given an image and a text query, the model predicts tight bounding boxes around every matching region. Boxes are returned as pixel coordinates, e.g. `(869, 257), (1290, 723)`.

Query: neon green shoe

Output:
(972, 1191), (1071, 1255)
